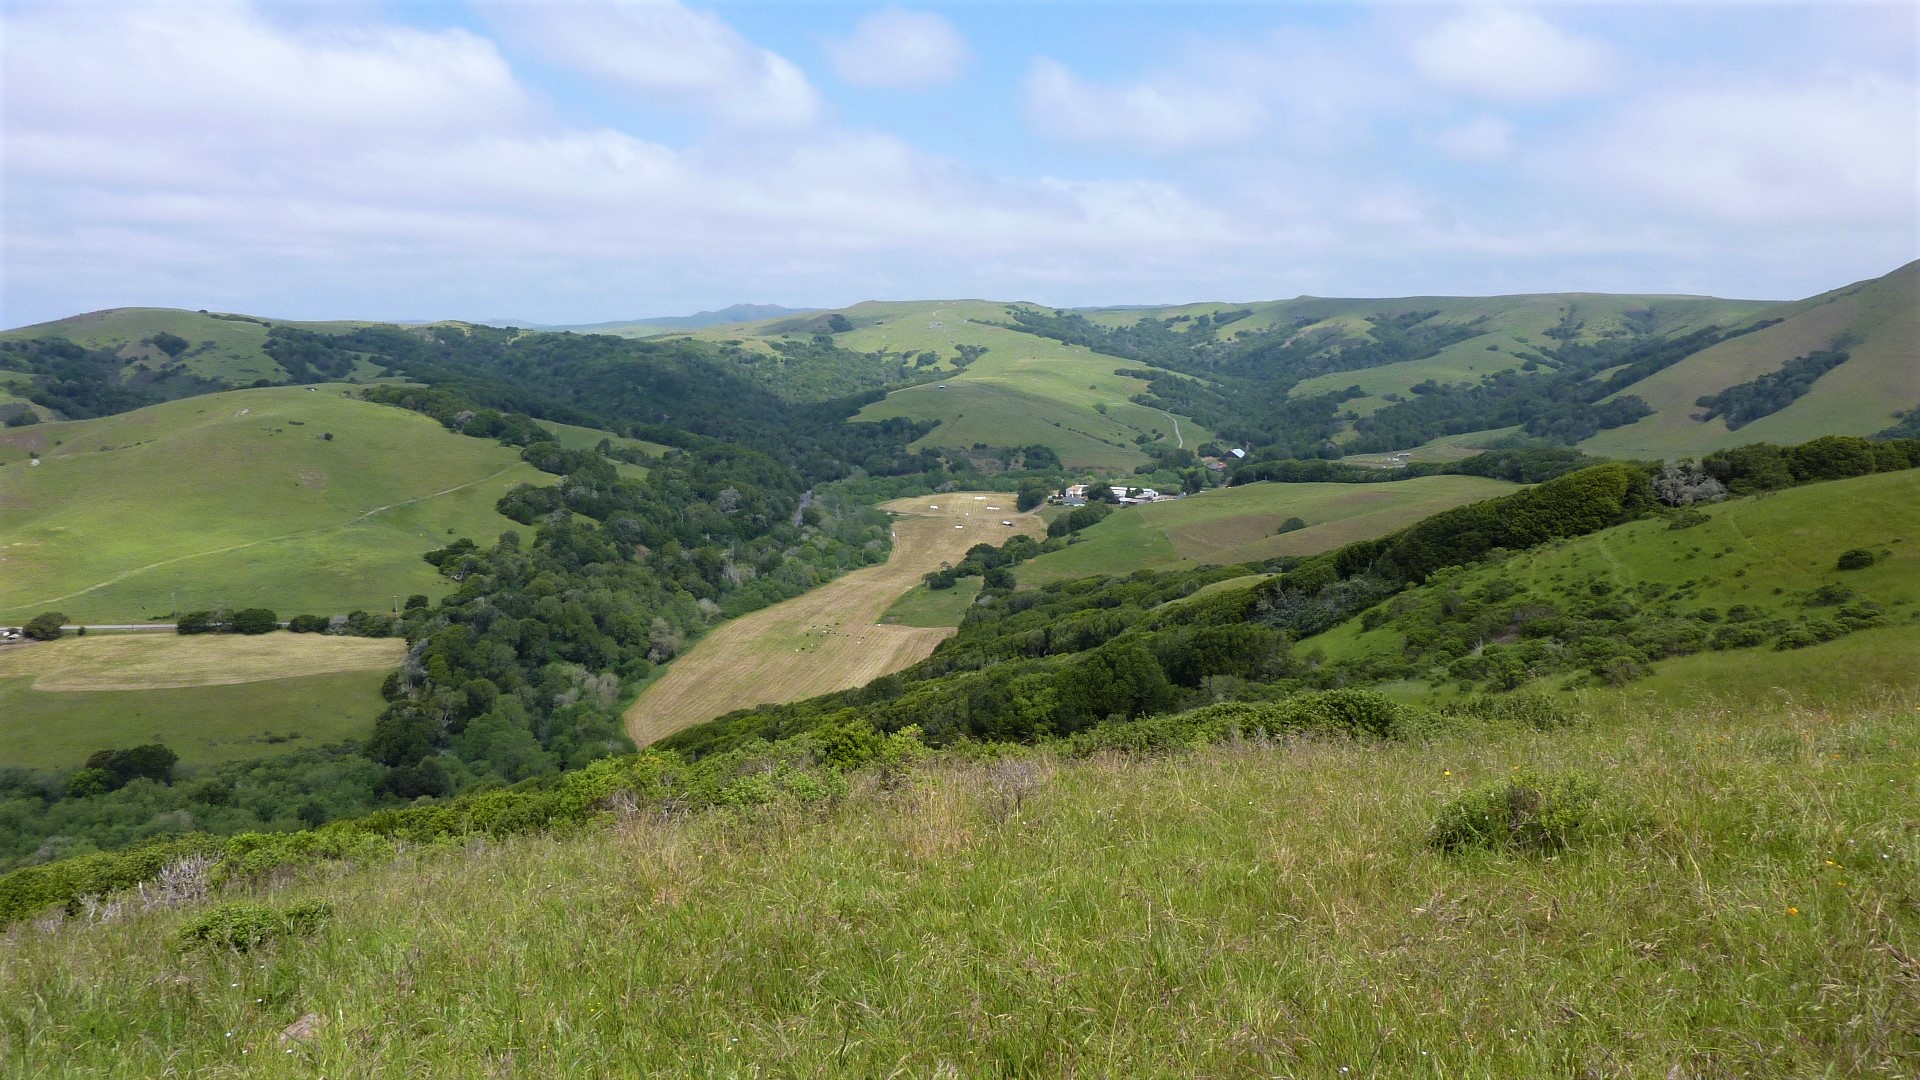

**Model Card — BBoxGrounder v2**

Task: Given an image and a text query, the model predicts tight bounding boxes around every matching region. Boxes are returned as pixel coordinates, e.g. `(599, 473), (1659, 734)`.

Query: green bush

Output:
(1429, 771), (1616, 854)
(1835, 548), (1878, 571)
(1441, 692), (1577, 731)
(287, 614), (330, 633)
(22, 611), (66, 641)
(230, 608), (279, 635)
(176, 899), (333, 952)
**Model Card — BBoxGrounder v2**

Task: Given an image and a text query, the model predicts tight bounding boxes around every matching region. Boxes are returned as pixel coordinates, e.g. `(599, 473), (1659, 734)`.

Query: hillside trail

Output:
(7, 464), (526, 612)
(624, 493), (1046, 747)
(1155, 409), (1184, 449)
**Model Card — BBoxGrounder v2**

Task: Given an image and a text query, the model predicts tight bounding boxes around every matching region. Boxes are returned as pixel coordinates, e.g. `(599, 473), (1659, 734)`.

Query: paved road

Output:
(59, 624), (178, 632)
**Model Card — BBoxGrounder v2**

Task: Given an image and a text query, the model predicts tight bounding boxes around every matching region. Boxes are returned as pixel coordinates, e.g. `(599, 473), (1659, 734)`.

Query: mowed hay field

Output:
(1017, 475), (1518, 585)
(0, 633), (401, 767)
(0, 385), (549, 623)
(626, 494), (1045, 746)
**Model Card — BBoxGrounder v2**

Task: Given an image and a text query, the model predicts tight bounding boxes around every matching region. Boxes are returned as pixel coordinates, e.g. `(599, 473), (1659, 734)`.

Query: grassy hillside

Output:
(1583, 262), (1919, 458)
(1076, 293), (1773, 419)
(0, 308), (379, 388)
(1016, 475), (1517, 585)
(0, 386), (547, 623)
(1308, 468), (1920, 685)
(692, 300), (1210, 470)
(5, 679), (1912, 1076)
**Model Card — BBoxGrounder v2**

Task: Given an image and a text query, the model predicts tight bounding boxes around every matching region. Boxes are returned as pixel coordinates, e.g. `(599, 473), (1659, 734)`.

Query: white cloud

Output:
(1024, 58), (1268, 153)
(1413, 8), (1615, 102)
(1434, 115), (1513, 161)
(487, 0), (819, 129)
(2, 1), (530, 144)
(1564, 76), (1917, 223)
(829, 8), (970, 89)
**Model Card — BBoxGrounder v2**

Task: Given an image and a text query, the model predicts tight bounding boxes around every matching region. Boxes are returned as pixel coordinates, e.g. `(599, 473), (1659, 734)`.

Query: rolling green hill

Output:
(0, 385), (549, 623)
(1582, 261), (1919, 458)
(0, 307), (381, 389)
(1089, 292), (1774, 419)
(687, 300), (1210, 470)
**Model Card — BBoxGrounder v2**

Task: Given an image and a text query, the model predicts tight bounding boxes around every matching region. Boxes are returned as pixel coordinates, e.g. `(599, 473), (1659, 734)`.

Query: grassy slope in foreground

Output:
(695, 299), (1211, 471)
(0, 385), (548, 623)
(1581, 261), (1919, 459)
(1016, 474), (1518, 586)
(7, 681), (1913, 1076)
(624, 494), (1047, 746)
(0, 634), (402, 768)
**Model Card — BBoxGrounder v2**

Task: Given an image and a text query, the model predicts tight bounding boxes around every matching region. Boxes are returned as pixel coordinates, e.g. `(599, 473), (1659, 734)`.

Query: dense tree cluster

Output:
(1228, 447), (1595, 487)
(0, 338), (225, 419)
(1694, 346), (1850, 429)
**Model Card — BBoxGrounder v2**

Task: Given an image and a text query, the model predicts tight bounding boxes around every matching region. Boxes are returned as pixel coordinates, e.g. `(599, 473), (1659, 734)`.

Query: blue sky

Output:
(2, 0), (1914, 326)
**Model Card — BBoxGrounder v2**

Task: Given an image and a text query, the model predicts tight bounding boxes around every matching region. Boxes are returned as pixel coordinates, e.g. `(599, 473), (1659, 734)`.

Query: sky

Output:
(2, 0), (1915, 327)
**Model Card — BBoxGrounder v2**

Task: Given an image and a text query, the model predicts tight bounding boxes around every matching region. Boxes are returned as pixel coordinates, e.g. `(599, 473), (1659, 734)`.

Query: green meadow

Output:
(0, 669), (387, 770)
(0, 386), (547, 623)
(1016, 475), (1517, 585)
(881, 577), (982, 628)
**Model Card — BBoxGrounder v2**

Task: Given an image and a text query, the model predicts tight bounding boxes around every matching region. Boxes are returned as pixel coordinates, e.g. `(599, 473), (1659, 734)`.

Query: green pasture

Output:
(534, 419), (670, 457)
(1017, 475), (1517, 585)
(0, 669), (386, 769)
(0, 386), (547, 622)
(880, 579), (983, 629)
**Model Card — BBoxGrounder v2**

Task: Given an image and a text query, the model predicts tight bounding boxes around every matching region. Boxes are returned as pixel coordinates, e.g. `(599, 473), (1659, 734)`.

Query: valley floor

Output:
(623, 494), (1045, 746)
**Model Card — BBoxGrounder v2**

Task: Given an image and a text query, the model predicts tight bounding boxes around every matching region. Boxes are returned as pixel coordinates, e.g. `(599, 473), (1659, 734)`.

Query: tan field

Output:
(0, 632), (405, 691)
(625, 493), (1044, 747)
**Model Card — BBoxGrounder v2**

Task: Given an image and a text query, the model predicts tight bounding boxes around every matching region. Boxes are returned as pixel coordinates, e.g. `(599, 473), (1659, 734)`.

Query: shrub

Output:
(21, 612), (66, 641)
(176, 899), (333, 952)
(176, 610), (225, 634)
(64, 768), (116, 799)
(1279, 688), (1406, 738)
(230, 608), (279, 635)
(1442, 692), (1577, 731)
(1774, 627), (1819, 650)
(1835, 548), (1878, 571)
(1429, 771), (1616, 854)
(287, 614), (329, 633)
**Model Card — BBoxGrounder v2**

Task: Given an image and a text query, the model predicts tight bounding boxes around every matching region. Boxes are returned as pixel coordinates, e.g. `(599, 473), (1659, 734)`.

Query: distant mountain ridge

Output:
(537, 304), (819, 334)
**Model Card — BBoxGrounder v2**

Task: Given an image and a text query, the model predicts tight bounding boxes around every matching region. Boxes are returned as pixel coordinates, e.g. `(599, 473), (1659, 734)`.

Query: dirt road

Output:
(623, 493), (1045, 747)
